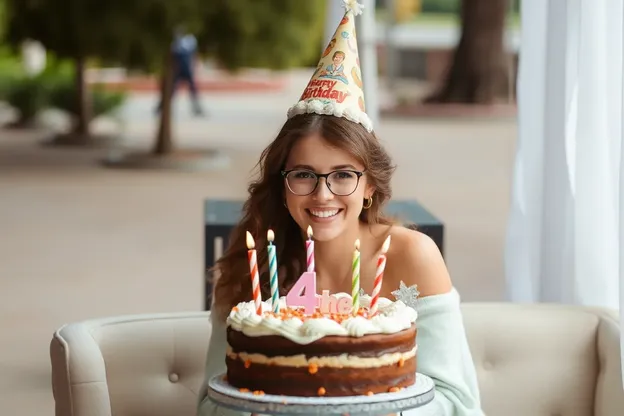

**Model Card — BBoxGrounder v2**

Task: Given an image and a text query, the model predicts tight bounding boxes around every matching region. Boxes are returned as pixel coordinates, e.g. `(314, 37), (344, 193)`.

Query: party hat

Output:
(287, 0), (372, 132)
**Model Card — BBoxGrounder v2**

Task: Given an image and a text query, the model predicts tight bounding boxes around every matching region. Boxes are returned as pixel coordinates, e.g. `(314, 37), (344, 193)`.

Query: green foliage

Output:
(201, 0), (327, 71)
(109, 0), (208, 72)
(5, 0), (327, 73)
(0, 0), (6, 40)
(48, 79), (127, 118)
(420, 0), (460, 14)
(4, 76), (49, 122)
(5, 0), (133, 63)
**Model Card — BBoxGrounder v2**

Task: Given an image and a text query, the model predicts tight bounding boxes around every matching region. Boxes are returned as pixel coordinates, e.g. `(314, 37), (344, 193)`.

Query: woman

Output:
(196, 113), (484, 416)
(198, 2), (482, 414)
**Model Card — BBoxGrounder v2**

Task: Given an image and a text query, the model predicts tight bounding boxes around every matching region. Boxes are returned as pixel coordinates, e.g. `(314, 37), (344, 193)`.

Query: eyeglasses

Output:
(281, 169), (365, 196)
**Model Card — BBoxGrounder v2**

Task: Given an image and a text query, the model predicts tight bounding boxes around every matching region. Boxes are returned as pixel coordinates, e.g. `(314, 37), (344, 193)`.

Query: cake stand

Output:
(207, 373), (435, 415)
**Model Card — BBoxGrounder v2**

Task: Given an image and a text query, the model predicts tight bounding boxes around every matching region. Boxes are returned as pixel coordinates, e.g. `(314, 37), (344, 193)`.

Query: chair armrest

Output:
(50, 323), (112, 416)
(595, 309), (624, 416)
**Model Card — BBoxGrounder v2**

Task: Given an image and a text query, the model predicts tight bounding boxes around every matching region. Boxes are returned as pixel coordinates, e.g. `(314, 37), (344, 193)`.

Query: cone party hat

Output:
(287, 0), (372, 132)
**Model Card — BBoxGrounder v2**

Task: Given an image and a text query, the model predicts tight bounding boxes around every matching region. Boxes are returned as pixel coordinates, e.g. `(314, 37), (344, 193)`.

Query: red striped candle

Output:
(246, 231), (262, 315)
(306, 226), (315, 272)
(370, 235), (391, 316)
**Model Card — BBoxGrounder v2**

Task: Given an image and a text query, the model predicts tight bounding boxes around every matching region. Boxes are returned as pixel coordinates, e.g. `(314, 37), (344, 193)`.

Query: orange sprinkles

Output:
(239, 388), (250, 393)
(308, 363), (318, 374)
(317, 387), (326, 396)
(244, 359), (251, 369)
(253, 390), (265, 396)
(258, 306), (379, 323)
(398, 358), (405, 367)
(389, 387), (400, 393)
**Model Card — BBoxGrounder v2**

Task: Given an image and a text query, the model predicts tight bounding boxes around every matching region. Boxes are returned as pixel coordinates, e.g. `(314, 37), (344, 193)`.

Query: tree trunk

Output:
(425, 0), (510, 104)
(73, 56), (91, 138)
(153, 50), (174, 155)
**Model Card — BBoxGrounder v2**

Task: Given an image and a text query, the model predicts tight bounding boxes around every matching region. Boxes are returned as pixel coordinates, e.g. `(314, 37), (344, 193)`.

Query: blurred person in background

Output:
(156, 26), (205, 117)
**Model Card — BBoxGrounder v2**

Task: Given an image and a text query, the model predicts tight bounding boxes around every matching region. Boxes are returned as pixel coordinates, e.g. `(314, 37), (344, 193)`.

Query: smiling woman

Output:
(197, 1), (483, 415)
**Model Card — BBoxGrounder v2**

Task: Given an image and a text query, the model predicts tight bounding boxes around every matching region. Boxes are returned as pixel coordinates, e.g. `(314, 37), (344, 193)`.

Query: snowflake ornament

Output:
(391, 281), (420, 310)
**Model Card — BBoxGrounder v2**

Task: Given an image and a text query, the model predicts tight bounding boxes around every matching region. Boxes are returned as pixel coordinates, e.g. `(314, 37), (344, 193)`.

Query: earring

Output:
(363, 196), (373, 209)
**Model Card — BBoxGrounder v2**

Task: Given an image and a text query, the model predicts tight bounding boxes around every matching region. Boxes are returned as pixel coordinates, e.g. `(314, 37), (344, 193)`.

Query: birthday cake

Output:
(224, 293), (418, 397)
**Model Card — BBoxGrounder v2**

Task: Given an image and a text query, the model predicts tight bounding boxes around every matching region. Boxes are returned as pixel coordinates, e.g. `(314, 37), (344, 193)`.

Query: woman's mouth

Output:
(306, 208), (343, 221)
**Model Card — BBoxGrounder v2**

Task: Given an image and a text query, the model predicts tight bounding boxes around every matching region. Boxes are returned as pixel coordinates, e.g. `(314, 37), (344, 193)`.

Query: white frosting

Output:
(286, 99), (374, 133)
(227, 293), (418, 345)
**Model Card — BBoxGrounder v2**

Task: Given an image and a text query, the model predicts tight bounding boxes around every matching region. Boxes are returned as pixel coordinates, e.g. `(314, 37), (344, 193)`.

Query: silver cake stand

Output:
(207, 373), (435, 415)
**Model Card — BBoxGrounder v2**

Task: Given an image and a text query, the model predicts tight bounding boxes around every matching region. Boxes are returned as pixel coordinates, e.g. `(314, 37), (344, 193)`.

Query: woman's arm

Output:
(389, 231), (484, 416)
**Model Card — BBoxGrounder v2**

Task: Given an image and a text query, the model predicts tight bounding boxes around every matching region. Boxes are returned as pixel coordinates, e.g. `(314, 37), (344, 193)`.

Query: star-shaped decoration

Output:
(391, 281), (420, 310)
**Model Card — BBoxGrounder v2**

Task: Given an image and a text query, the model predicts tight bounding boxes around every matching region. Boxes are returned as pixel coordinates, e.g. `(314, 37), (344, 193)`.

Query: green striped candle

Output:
(351, 239), (361, 316)
(267, 229), (280, 313)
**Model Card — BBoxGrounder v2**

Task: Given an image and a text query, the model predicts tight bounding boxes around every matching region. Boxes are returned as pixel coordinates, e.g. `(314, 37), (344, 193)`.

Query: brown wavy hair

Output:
(210, 113), (396, 322)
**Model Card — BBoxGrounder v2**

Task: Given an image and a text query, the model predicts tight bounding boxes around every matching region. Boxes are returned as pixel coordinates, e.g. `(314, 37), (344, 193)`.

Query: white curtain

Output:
(504, 0), (624, 378)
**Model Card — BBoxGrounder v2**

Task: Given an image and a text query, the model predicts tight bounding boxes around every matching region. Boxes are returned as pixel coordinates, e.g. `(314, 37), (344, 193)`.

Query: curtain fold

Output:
(505, 0), (623, 383)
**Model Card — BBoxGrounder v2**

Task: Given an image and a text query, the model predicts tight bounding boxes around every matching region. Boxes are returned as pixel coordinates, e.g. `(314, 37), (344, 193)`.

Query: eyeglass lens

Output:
(286, 170), (360, 196)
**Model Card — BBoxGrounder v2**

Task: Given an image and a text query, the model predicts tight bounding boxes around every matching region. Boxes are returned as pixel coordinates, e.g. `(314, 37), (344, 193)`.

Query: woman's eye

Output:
(294, 171), (315, 179)
(335, 171), (355, 179)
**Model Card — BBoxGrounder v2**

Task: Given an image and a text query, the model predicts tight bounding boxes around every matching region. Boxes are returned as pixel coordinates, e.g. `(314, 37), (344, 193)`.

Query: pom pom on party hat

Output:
(286, 0), (372, 132)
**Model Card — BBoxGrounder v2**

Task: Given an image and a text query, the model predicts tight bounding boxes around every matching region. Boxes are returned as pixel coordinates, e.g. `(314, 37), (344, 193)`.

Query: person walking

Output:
(157, 27), (205, 116)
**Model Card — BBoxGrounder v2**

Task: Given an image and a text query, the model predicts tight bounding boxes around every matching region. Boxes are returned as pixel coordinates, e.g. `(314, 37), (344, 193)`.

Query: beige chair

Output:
(50, 304), (624, 416)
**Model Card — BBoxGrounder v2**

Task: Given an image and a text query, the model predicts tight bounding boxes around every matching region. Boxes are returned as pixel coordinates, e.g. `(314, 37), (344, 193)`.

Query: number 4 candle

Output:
(245, 231), (262, 315)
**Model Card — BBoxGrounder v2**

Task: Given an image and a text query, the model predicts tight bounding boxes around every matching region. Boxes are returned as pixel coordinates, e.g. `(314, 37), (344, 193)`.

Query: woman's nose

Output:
(314, 178), (334, 201)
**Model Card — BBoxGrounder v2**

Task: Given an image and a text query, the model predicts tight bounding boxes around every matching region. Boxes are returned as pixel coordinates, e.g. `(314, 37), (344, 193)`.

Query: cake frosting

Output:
(227, 293), (418, 345)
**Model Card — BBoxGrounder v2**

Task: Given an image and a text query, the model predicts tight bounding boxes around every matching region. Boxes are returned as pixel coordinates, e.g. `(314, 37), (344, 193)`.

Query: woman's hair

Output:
(210, 113), (396, 322)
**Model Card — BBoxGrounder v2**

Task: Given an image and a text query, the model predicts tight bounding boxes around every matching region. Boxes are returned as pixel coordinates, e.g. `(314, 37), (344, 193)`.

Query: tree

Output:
(4, 0), (326, 156)
(126, 0), (326, 158)
(113, 1), (208, 156)
(425, 0), (511, 104)
(4, 0), (139, 142)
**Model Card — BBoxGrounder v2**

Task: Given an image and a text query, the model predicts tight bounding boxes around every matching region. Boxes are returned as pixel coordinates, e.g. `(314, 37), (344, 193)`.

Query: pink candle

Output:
(306, 226), (315, 272)
(246, 231), (262, 315)
(370, 235), (391, 316)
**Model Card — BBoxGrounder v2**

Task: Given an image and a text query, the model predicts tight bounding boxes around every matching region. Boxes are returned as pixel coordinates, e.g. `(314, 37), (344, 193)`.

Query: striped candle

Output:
(306, 225), (315, 272)
(245, 231), (262, 315)
(351, 239), (361, 316)
(267, 229), (280, 313)
(370, 235), (391, 316)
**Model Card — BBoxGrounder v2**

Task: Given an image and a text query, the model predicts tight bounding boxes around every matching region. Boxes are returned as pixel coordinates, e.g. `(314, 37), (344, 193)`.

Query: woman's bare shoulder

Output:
(384, 226), (452, 297)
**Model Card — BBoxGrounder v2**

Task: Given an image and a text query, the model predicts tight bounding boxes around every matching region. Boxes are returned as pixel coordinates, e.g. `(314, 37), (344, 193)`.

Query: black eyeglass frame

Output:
(280, 169), (365, 196)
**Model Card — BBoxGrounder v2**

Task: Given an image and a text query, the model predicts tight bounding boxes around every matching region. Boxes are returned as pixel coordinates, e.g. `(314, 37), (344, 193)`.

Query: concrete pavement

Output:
(0, 74), (517, 414)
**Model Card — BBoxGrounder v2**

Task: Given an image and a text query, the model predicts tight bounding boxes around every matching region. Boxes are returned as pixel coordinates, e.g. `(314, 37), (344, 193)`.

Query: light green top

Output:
(197, 288), (484, 416)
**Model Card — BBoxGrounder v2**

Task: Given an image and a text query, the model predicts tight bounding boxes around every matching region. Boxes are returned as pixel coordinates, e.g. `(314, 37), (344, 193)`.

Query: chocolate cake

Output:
(224, 294), (418, 397)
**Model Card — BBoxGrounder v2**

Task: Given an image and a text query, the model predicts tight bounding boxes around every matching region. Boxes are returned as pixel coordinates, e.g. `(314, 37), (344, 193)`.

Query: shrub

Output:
(48, 79), (127, 119)
(4, 75), (50, 124)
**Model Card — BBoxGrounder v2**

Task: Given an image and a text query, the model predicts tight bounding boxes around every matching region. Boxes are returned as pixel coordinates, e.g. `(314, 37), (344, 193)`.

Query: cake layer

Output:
(227, 345), (417, 368)
(226, 356), (417, 396)
(227, 324), (416, 359)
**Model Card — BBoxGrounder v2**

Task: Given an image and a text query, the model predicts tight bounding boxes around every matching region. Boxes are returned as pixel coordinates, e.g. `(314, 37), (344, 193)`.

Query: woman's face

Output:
(283, 133), (373, 242)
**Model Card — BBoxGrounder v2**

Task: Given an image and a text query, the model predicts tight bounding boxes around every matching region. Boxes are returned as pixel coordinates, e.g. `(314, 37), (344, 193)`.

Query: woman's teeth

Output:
(309, 209), (340, 218)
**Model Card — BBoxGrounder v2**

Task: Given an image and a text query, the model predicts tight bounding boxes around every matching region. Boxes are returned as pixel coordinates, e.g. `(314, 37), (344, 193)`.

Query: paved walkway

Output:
(0, 75), (517, 414)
